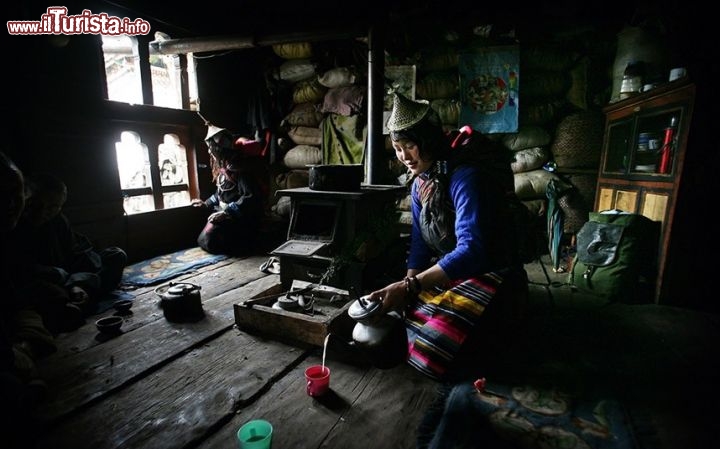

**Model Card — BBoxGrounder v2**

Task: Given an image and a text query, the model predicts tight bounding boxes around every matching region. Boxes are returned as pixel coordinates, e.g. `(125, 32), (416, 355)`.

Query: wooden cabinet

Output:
(595, 81), (695, 304)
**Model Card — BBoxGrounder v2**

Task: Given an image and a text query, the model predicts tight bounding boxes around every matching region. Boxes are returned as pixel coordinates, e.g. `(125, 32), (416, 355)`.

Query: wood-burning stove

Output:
(271, 185), (406, 293)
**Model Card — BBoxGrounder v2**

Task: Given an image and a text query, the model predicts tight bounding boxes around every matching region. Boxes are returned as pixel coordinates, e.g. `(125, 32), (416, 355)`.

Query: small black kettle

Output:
(347, 295), (407, 369)
(155, 282), (205, 323)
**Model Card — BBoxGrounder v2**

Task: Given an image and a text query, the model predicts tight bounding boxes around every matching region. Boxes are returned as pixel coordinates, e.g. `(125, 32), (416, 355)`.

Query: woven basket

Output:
(550, 111), (604, 169)
(563, 173), (598, 212)
(559, 190), (590, 234)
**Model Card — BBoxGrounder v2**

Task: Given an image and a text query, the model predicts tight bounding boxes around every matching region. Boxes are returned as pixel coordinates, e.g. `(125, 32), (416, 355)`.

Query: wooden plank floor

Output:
(32, 254), (438, 449)
(30, 253), (720, 449)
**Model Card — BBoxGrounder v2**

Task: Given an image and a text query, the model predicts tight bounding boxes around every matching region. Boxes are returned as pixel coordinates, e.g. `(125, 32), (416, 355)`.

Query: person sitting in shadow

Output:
(192, 126), (264, 256)
(1, 151), (57, 449)
(12, 172), (127, 331)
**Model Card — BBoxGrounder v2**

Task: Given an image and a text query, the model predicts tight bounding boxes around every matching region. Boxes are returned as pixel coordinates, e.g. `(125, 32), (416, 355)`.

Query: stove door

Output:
(271, 240), (329, 258)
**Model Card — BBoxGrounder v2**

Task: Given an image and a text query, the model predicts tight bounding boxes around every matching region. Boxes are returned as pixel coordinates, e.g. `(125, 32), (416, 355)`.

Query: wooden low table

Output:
(234, 280), (355, 347)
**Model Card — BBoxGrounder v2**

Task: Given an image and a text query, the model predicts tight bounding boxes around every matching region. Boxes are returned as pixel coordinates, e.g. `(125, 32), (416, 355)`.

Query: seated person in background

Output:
(192, 127), (263, 255)
(364, 93), (528, 382)
(13, 172), (127, 328)
(1, 151), (57, 449)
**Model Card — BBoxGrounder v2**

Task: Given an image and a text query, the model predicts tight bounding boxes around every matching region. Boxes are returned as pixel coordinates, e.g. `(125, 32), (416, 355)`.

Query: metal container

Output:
(346, 295), (406, 368)
(308, 164), (363, 191)
(155, 282), (205, 323)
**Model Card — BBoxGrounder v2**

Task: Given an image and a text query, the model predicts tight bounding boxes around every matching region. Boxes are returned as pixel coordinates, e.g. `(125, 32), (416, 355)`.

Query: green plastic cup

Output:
(237, 419), (273, 449)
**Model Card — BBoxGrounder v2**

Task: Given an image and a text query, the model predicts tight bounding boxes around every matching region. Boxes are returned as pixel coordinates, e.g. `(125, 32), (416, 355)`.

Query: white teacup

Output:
(669, 67), (687, 82)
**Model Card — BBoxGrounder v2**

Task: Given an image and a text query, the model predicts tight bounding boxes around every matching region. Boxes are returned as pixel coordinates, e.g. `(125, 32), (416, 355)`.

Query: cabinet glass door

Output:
(632, 107), (683, 176)
(603, 119), (632, 174)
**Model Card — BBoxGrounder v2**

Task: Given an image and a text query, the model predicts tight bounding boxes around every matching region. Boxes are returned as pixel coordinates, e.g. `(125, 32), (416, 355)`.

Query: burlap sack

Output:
(283, 145), (321, 169)
(318, 67), (358, 88)
(501, 125), (552, 151)
(521, 198), (547, 217)
(288, 126), (322, 146)
(520, 69), (571, 100)
(292, 79), (327, 104)
(285, 103), (324, 128)
(275, 169), (309, 189)
(272, 42), (312, 59)
(275, 59), (316, 83)
(420, 47), (459, 72)
(431, 99), (461, 126)
(416, 72), (458, 100)
(514, 169), (570, 200)
(521, 44), (578, 71)
(511, 146), (551, 174)
(519, 100), (563, 126)
(320, 85), (366, 116)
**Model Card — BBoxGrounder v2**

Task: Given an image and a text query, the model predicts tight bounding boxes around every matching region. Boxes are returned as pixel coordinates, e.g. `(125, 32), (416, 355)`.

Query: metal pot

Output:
(308, 164), (363, 191)
(155, 282), (205, 323)
(347, 295), (406, 368)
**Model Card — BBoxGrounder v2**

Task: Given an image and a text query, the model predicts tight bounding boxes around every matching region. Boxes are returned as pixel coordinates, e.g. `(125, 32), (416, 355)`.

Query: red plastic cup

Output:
(304, 365), (330, 397)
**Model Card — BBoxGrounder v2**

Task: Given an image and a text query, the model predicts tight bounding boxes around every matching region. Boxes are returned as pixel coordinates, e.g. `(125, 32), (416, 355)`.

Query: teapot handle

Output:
(358, 295), (372, 309)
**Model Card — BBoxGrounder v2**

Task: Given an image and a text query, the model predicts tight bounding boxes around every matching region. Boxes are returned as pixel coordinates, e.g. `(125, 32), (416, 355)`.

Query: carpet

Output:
(120, 247), (228, 287)
(418, 381), (640, 449)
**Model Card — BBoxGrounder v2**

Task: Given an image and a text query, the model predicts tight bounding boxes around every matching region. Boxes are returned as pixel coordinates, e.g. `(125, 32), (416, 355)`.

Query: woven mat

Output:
(417, 382), (644, 449)
(120, 247), (227, 288)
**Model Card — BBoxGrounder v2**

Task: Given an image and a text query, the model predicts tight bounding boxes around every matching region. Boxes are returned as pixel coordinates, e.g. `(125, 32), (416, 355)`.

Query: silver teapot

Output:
(346, 295), (407, 368)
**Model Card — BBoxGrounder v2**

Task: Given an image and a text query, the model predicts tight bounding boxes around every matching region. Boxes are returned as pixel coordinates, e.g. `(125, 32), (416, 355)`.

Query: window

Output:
(101, 32), (201, 215)
(101, 33), (199, 110)
(115, 130), (192, 215)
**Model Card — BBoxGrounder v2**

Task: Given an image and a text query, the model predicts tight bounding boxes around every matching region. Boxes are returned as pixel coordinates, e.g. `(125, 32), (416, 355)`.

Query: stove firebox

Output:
(271, 186), (405, 293)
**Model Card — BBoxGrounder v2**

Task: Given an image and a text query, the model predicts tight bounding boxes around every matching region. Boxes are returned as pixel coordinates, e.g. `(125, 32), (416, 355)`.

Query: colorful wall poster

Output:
(458, 46), (519, 133)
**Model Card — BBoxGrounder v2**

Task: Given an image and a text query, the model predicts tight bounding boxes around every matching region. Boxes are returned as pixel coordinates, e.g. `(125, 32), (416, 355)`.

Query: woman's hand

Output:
(191, 199), (205, 207)
(367, 280), (408, 313)
(208, 211), (230, 223)
(70, 285), (89, 303)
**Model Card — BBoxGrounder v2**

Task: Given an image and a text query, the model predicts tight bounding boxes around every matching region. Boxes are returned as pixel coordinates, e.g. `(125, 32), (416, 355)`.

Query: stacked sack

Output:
(270, 42), (324, 218)
(417, 44), (460, 133)
(502, 125), (570, 219)
(270, 42), (368, 218)
(316, 66), (366, 166)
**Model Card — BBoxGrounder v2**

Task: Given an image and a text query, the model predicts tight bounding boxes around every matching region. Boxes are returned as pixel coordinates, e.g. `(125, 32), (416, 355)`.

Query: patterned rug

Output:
(120, 247), (228, 287)
(417, 381), (641, 449)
